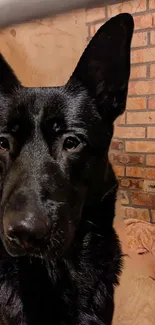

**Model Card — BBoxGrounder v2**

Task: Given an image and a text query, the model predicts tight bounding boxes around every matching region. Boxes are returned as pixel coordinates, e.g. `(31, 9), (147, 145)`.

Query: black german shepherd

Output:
(0, 13), (133, 325)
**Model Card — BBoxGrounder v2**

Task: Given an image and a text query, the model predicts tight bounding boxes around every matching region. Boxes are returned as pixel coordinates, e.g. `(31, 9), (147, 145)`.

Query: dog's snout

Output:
(3, 210), (50, 255)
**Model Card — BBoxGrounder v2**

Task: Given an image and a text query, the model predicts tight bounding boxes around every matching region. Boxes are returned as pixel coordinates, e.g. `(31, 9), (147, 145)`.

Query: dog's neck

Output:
(82, 161), (118, 230)
(65, 160), (118, 265)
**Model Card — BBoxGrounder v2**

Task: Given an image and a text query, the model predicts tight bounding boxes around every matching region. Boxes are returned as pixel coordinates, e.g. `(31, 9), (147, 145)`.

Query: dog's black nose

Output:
(3, 211), (49, 253)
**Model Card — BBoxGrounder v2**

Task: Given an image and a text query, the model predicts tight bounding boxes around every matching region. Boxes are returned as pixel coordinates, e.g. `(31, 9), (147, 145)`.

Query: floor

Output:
(113, 198), (155, 325)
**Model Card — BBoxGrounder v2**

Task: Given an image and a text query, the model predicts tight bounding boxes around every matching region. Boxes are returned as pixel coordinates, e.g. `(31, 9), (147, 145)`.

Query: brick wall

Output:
(86, 0), (155, 222)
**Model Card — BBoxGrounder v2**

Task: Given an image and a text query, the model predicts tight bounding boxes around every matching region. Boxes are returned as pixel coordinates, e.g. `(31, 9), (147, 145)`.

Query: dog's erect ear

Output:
(70, 13), (134, 122)
(0, 54), (20, 94)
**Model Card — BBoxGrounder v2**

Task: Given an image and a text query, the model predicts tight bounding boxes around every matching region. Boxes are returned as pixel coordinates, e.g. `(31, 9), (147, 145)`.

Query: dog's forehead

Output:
(11, 86), (92, 122)
(14, 86), (68, 118)
(0, 85), (97, 132)
(0, 85), (100, 136)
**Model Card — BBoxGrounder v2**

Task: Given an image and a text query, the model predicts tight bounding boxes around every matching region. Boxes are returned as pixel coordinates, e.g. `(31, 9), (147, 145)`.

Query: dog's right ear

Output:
(0, 54), (20, 94)
(68, 13), (134, 123)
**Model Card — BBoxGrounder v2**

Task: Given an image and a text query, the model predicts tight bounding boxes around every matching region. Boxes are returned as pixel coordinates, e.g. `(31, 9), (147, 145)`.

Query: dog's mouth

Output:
(2, 216), (76, 259)
(4, 235), (29, 257)
(0, 191), (84, 259)
(3, 232), (67, 259)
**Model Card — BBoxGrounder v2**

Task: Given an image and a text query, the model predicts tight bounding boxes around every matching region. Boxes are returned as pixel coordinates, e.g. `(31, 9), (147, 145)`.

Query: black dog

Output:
(0, 13), (134, 325)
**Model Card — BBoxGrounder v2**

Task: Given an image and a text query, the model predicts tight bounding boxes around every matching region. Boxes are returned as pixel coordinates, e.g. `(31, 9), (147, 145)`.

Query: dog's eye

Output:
(0, 137), (10, 151)
(63, 137), (80, 151)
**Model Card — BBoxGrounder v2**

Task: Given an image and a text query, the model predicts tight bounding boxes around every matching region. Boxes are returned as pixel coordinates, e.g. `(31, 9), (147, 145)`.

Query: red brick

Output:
(89, 25), (95, 38)
(143, 180), (155, 193)
(113, 165), (125, 177)
(127, 111), (155, 124)
(114, 126), (145, 138)
(126, 167), (155, 179)
(150, 64), (155, 78)
(120, 179), (155, 193)
(151, 210), (155, 222)
(89, 23), (101, 37)
(130, 191), (155, 208)
(108, 0), (146, 17)
(110, 153), (144, 165)
(150, 30), (155, 45)
(134, 13), (155, 30)
(119, 178), (144, 189)
(126, 97), (146, 110)
(115, 112), (125, 125)
(132, 32), (147, 48)
(120, 206), (149, 221)
(147, 126), (155, 138)
(148, 96), (155, 109)
(129, 80), (155, 95)
(90, 22), (104, 37)
(119, 178), (130, 188)
(130, 65), (147, 79)
(149, 0), (155, 9)
(120, 190), (130, 205)
(86, 7), (105, 23)
(110, 140), (124, 151)
(146, 155), (155, 166)
(131, 48), (155, 64)
(126, 141), (155, 153)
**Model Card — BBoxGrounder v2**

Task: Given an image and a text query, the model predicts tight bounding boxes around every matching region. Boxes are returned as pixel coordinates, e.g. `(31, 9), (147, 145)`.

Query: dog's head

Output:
(0, 13), (133, 258)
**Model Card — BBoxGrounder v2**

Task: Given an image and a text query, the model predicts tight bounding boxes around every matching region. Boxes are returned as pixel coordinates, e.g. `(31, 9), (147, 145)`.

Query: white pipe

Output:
(0, 0), (110, 28)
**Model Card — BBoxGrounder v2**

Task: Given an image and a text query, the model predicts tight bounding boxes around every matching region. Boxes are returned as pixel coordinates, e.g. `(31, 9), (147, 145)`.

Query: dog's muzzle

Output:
(3, 208), (50, 256)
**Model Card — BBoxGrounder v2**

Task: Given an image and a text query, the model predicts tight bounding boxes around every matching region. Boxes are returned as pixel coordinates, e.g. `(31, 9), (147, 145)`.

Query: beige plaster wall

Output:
(0, 10), (87, 87)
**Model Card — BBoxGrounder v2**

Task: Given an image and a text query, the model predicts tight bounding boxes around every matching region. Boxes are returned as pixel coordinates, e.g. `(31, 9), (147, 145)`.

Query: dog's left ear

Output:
(69, 13), (134, 122)
(0, 54), (20, 94)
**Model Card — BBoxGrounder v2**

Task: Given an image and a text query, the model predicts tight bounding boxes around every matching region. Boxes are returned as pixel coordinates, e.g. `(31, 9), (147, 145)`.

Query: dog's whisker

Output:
(101, 184), (118, 201)
(91, 232), (104, 238)
(39, 252), (44, 264)
(86, 220), (97, 228)
(52, 237), (60, 246)
(45, 258), (52, 279)
(29, 256), (33, 264)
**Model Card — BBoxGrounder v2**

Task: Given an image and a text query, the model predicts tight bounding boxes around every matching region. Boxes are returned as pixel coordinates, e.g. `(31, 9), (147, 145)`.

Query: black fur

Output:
(0, 13), (134, 325)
